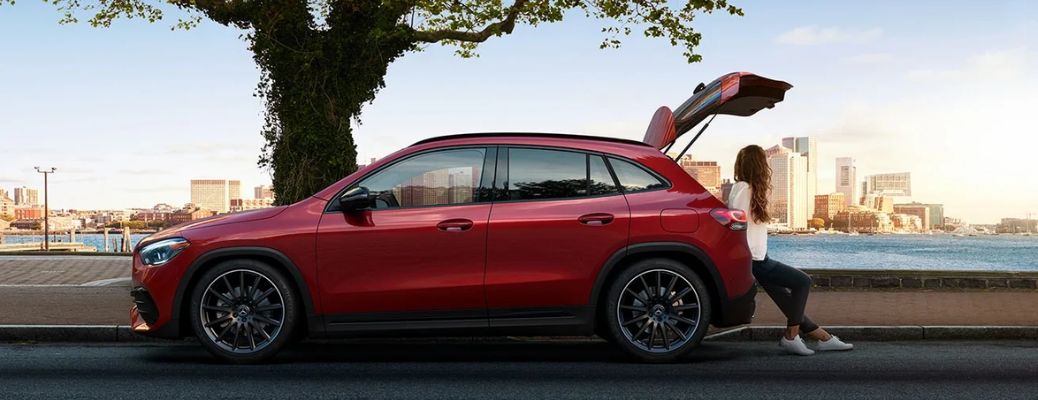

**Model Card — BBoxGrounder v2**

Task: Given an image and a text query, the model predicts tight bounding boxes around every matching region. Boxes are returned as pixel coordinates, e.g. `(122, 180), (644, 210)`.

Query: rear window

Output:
(608, 157), (668, 193)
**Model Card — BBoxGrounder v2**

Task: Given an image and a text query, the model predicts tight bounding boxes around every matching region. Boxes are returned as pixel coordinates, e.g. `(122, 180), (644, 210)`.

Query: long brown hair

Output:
(734, 145), (772, 224)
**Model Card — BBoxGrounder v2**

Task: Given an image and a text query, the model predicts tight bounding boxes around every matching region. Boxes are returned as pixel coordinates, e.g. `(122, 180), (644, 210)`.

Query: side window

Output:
(589, 155), (619, 195)
(608, 157), (668, 193)
(357, 148), (486, 209)
(507, 148), (587, 200)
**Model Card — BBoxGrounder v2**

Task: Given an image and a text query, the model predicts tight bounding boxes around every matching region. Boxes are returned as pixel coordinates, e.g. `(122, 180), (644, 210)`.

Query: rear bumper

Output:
(713, 283), (756, 327)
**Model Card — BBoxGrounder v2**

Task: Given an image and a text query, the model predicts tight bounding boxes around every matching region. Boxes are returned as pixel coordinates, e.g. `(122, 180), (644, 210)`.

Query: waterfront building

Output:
(864, 172), (912, 197)
(677, 155), (722, 191)
(13, 186), (39, 207)
(891, 213), (923, 232)
(132, 210), (171, 223)
(814, 193), (846, 222)
(190, 180), (242, 214)
(893, 203), (932, 230)
(833, 206), (892, 233)
(835, 157), (858, 206)
(863, 194), (895, 214)
(254, 185), (274, 200)
(15, 207), (43, 220)
(230, 198), (275, 212)
(170, 206), (216, 225)
(766, 145), (809, 230)
(895, 202), (944, 229)
(998, 218), (1038, 233)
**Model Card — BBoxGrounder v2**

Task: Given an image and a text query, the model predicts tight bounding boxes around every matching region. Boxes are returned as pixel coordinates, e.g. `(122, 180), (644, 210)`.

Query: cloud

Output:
(907, 47), (1031, 82)
(776, 26), (883, 46)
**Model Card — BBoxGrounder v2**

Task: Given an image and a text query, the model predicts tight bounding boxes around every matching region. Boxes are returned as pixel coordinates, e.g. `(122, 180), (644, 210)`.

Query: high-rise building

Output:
(782, 137), (817, 218)
(864, 172), (912, 197)
(676, 155), (722, 189)
(14, 186), (39, 207)
(190, 180), (242, 213)
(835, 157), (858, 206)
(814, 193), (846, 221)
(766, 145), (809, 230)
(254, 185), (274, 200)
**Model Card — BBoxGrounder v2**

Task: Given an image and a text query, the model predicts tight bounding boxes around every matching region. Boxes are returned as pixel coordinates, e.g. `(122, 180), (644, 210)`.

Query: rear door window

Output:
(506, 148), (587, 200)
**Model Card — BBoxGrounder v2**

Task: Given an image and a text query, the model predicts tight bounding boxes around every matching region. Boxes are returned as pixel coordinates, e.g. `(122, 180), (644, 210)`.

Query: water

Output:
(1, 234), (150, 252)
(768, 234), (1038, 271)
(3, 232), (1036, 272)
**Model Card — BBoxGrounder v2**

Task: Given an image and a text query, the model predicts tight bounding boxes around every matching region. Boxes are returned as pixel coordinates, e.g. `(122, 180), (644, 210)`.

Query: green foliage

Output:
(0, 214), (15, 222)
(12, 0), (741, 204)
(108, 220), (148, 230)
(808, 217), (826, 230)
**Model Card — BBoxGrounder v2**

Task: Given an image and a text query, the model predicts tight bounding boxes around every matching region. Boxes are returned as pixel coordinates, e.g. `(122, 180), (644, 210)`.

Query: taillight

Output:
(710, 208), (747, 231)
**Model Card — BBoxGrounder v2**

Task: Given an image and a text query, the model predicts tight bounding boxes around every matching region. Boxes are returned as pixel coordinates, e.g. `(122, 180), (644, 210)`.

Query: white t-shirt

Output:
(727, 181), (767, 261)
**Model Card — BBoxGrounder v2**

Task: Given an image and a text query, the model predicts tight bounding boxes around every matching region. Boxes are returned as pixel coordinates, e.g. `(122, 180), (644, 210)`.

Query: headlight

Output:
(139, 238), (190, 266)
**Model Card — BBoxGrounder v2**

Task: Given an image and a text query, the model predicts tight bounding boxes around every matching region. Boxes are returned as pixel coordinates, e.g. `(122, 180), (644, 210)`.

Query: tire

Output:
(604, 258), (712, 363)
(189, 259), (299, 364)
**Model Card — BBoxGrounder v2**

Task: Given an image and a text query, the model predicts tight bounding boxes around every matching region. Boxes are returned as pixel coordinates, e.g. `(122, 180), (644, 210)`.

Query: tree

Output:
(10, 0), (743, 204)
(808, 217), (826, 230)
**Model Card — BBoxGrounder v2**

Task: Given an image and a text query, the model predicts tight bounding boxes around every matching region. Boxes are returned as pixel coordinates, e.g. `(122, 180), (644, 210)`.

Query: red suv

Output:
(131, 72), (791, 363)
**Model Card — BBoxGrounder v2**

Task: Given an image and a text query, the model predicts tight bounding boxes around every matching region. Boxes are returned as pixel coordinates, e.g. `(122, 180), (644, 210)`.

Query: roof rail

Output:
(412, 132), (652, 147)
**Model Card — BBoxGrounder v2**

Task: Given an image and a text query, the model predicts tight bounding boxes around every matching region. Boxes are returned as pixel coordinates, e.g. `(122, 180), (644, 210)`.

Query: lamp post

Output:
(34, 167), (56, 251)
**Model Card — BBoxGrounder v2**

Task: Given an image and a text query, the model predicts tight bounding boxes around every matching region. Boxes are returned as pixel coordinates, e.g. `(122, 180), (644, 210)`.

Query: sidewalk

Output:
(1, 256), (1036, 326)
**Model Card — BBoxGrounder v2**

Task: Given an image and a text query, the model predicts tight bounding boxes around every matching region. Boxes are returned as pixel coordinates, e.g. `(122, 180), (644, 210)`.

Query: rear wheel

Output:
(605, 258), (711, 362)
(189, 259), (298, 364)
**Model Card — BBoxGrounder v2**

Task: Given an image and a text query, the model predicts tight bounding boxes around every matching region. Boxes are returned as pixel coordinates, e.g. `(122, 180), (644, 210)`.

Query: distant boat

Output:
(848, 231), (860, 237)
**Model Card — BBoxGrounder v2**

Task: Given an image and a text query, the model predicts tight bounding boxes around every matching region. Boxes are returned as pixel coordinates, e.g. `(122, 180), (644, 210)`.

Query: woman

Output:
(728, 145), (854, 356)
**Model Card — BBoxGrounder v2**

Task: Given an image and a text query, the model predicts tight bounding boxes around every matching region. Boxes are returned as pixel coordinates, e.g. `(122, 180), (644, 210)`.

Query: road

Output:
(1, 340), (1035, 399)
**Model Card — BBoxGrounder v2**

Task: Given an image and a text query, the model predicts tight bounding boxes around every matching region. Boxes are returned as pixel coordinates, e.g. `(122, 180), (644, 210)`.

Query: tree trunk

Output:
(253, 1), (415, 205)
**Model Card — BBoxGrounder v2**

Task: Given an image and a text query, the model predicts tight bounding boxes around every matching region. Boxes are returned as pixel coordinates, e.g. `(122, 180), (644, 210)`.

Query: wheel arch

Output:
(590, 242), (727, 332)
(172, 247), (317, 338)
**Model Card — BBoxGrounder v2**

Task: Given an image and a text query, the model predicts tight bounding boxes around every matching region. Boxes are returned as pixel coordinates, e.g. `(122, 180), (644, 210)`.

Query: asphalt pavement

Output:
(1, 340), (1035, 399)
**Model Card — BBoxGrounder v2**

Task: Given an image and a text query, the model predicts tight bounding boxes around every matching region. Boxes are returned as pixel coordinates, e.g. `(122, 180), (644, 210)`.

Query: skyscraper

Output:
(766, 145), (809, 230)
(864, 172), (912, 197)
(190, 180), (242, 213)
(835, 157), (858, 206)
(782, 137), (817, 218)
(13, 186), (39, 207)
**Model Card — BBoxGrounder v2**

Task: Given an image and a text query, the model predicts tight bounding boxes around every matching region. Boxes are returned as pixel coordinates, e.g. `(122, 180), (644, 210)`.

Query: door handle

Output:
(578, 213), (614, 226)
(437, 218), (474, 232)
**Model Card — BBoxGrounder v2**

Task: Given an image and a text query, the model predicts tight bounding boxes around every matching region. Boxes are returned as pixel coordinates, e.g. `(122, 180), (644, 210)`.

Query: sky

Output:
(1, 0), (1036, 224)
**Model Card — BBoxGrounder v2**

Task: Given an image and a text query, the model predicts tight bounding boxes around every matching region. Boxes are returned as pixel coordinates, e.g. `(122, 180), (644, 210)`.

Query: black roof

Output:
(412, 132), (652, 147)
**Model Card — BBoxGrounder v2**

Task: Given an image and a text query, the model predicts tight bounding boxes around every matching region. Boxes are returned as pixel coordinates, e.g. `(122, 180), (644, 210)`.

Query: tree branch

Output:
(168, 0), (255, 26)
(412, 0), (528, 43)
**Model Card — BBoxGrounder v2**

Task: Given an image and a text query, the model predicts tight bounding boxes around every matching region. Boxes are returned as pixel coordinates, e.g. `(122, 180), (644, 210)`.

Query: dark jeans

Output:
(752, 256), (819, 334)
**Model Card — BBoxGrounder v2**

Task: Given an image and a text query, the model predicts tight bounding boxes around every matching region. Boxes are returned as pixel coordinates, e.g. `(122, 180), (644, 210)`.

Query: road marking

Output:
(80, 277), (131, 287)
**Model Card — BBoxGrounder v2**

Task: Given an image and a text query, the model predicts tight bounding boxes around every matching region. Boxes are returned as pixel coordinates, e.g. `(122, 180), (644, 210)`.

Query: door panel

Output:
(485, 196), (629, 309)
(315, 147), (493, 318)
(316, 205), (491, 316)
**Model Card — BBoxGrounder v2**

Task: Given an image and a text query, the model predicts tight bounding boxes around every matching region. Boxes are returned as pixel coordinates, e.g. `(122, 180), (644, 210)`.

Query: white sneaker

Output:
(779, 335), (815, 356)
(815, 335), (854, 351)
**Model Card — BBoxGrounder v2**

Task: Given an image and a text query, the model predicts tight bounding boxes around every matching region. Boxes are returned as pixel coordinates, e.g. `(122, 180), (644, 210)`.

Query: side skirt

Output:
(313, 306), (595, 338)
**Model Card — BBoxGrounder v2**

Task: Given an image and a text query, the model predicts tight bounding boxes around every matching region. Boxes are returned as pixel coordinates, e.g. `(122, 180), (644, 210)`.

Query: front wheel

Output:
(189, 259), (299, 364)
(605, 258), (712, 362)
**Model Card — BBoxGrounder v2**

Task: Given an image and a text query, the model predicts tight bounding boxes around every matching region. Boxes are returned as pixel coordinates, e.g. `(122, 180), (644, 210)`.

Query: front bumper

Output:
(713, 283), (756, 327)
(130, 249), (196, 339)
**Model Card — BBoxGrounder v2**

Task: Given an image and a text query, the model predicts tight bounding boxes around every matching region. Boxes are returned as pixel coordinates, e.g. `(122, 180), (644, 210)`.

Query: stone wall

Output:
(803, 269), (1038, 290)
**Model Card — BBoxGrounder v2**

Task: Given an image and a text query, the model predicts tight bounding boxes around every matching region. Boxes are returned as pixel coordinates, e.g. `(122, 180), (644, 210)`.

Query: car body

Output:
(131, 72), (791, 363)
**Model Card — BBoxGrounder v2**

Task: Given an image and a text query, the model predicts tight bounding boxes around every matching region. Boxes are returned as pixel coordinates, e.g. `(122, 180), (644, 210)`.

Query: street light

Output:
(34, 167), (56, 251)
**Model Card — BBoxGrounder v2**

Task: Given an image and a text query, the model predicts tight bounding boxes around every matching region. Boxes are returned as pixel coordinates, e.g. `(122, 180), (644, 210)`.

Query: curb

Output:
(2, 324), (1036, 343)
(704, 325), (1038, 341)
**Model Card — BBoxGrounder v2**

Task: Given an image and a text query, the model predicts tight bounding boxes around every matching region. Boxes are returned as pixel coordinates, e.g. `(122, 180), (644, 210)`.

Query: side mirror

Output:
(338, 187), (372, 212)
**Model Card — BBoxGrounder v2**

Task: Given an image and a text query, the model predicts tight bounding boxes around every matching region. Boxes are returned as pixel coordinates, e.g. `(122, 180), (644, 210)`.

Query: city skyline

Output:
(2, 1), (1036, 223)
